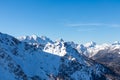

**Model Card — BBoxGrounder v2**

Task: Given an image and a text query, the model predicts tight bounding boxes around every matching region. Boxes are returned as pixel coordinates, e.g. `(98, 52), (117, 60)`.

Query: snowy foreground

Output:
(0, 32), (120, 80)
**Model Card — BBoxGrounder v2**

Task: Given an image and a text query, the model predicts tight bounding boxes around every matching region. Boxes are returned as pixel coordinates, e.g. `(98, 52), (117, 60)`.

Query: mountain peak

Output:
(31, 34), (38, 40)
(0, 32), (119, 80)
(84, 41), (96, 48)
(55, 38), (64, 42)
(40, 36), (47, 40)
(112, 41), (120, 45)
(17, 35), (53, 46)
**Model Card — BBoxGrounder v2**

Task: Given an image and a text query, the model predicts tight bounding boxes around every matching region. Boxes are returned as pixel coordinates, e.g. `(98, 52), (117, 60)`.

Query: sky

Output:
(0, 0), (120, 44)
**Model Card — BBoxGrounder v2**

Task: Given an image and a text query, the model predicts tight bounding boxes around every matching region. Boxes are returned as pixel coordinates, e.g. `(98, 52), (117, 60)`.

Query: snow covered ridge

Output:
(0, 32), (120, 80)
(17, 35), (53, 46)
(18, 35), (120, 57)
(83, 41), (120, 57)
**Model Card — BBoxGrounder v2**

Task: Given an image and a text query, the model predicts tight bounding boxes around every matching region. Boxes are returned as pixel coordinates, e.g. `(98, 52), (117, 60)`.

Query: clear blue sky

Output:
(0, 0), (120, 44)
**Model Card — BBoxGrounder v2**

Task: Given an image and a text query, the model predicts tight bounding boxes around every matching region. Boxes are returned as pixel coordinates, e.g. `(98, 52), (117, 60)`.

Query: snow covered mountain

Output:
(90, 42), (120, 78)
(17, 35), (53, 45)
(0, 32), (120, 80)
(72, 41), (120, 58)
(75, 41), (120, 78)
(17, 35), (53, 50)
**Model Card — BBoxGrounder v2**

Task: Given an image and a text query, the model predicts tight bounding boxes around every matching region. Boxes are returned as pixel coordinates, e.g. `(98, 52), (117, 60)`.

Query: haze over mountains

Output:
(0, 32), (120, 80)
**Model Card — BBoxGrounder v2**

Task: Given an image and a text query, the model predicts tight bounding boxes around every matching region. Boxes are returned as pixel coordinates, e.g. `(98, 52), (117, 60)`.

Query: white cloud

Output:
(67, 23), (120, 28)
(110, 24), (120, 27)
(67, 23), (102, 27)
(77, 28), (95, 32)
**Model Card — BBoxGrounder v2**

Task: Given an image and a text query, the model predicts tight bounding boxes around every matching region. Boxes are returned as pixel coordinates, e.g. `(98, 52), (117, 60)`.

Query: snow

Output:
(0, 33), (60, 79)
(0, 32), (119, 80)
(112, 41), (120, 45)
(17, 34), (120, 58)
(119, 52), (120, 54)
(84, 41), (96, 48)
(44, 41), (67, 56)
(71, 71), (91, 80)
(0, 66), (16, 80)
(17, 35), (53, 46)
(81, 42), (120, 57)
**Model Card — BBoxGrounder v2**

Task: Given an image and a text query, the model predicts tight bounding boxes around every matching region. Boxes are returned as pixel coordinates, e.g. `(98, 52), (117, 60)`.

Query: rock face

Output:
(0, 32), (119, 80)
(73, 41), (120, 80)
(92, 49), (120, 80)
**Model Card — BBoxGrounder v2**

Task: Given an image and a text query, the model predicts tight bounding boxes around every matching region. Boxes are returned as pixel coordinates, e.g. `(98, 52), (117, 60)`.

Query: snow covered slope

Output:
(0, 33), (60, 80)
(83, 42), (120, 57)
(17, 35), (53, 45)
(0, 32), (119, 80)
(17, 35), (53, 50)
(91, 42), (120, 78)
(17, 35), (120, 58)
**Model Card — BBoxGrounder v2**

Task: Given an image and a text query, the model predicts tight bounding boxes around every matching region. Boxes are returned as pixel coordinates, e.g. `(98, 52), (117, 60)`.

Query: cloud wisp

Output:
(67, 23), (120, 28)
(77, 28), (96, 32)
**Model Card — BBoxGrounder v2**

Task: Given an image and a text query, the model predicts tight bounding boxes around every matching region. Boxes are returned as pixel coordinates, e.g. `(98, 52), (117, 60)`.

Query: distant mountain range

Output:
(0, 32), (120, 80)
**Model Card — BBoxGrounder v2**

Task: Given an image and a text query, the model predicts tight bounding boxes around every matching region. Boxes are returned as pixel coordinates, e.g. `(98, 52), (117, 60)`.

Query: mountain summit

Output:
(0, 32), (119, 80)
(17, 35), (53, 45)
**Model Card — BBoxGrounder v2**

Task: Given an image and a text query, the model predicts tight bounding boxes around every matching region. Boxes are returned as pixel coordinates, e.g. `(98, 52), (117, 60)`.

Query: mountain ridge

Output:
(0, 32), (120, 80)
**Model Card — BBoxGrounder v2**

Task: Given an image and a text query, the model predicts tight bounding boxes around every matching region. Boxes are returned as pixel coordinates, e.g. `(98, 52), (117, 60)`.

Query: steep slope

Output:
(44, 39), (119, 80)
(92, 46), (120, 77)
(0, 32), (119, 80)
(78, 41), (120, 79)
(0, 33), (60, 80)
(75, 41), (120, 58)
